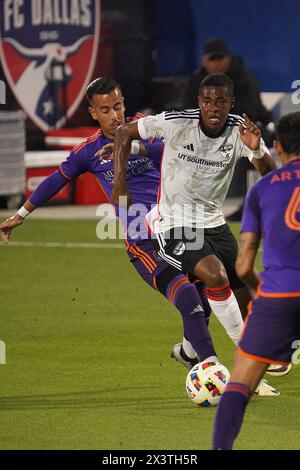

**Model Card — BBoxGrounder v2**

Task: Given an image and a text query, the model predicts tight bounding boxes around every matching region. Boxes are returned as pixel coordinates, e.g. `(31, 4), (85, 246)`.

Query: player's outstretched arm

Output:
(239, 113), (276, 176)
(236, 232), (261, 290)
(0, 200), (35, 245)
(112, 121), (141, 206)
(0, 170), (70, 245)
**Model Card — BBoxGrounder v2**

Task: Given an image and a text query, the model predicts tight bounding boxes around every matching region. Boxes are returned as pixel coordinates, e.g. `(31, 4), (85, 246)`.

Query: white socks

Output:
(182, 337), (197, 359)
(182, 287), (244, 358)
(182, 337), (218, 363)
(208, 291), (244, 345)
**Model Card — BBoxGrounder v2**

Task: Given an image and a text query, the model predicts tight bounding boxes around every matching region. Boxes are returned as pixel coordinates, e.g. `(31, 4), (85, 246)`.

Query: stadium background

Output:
(2, 0), (300, 140)
(0, 0), (300, 451)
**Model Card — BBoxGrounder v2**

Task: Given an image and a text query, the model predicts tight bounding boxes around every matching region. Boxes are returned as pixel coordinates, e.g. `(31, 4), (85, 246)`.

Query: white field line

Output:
(2, 241), (262, 253)
(1, 241), (124, 249)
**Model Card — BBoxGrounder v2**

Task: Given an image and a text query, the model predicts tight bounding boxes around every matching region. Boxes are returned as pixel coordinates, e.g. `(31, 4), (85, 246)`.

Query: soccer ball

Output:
(186, 361), (230, 407)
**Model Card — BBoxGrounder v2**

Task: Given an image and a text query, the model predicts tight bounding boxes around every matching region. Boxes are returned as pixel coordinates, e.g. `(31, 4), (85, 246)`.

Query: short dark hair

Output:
(203, 37), (229, 60)
(275, 112), (300, 155)
(86, 77), (122, 104)
(199, 73), (234, 97)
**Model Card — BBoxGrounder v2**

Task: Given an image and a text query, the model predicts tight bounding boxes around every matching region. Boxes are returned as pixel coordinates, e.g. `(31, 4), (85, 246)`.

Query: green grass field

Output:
(0, 219), (299, 450)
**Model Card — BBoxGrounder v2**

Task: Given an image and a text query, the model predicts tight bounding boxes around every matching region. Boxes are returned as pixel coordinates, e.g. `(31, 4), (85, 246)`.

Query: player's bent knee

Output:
(207, 271), (228, 287)
(199, 268), (228, 287)
(193, 256), (228, 287)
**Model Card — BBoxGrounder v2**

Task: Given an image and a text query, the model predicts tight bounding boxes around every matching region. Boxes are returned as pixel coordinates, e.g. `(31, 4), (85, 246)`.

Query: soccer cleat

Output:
(171, 343), (199, 370)
(254, 379), (280, 396)
(266, 363), (292, 377)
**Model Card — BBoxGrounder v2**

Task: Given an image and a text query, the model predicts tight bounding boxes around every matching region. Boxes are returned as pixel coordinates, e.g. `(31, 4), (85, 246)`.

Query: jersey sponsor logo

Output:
(173, 241), (185, 256)
(101, 156), (155, 183)
(183, 143), (195, 152)
(0, 0), (100, 131)
(177, 152), (229, 169)
(219, 144), (233, 159)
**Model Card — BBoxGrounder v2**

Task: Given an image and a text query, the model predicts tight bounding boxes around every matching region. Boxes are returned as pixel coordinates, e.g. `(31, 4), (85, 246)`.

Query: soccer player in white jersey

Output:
(112, 73), (286, 391)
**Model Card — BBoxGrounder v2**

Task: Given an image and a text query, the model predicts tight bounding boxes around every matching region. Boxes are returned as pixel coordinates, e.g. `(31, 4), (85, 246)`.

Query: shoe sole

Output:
(266, 363), (292, 377)
(170, 350), (189, 369)
(254, 390), (280, 396)
(170, 345), (197, 370)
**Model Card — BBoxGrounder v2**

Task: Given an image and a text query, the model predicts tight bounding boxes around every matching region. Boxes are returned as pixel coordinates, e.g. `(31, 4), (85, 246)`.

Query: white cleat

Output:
(170, 343), (199, 370)
(254, 379), (280, 396)
(266, 363), (292, 377)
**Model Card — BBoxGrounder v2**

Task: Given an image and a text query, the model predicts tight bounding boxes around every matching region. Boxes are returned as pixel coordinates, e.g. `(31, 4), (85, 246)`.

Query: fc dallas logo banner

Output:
(0, 0), (100, 131)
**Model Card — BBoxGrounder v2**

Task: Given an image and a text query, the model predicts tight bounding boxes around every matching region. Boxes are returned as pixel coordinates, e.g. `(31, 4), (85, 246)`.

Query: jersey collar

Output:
(198, 113), (227, 139)
(288, 157), (300, 164)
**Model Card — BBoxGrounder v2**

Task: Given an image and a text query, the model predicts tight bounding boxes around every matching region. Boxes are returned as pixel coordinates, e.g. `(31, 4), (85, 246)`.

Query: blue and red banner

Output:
(0, 0), (100, 131)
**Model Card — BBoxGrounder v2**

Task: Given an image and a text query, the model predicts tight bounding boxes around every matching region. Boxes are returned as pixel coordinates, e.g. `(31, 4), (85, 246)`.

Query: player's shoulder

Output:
(127, 112), (144, 123)
(225, 113), (244, 128)
(72, 129), (103, 156)
(164, 108), (200, 124)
